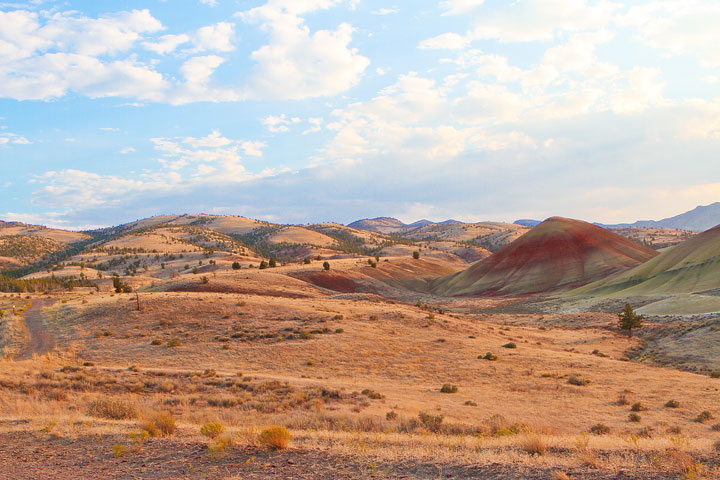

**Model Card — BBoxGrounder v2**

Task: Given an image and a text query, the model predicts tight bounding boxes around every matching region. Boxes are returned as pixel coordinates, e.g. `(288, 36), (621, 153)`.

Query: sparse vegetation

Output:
(440, 383), (458, 393)
(258, 426), (292, 450)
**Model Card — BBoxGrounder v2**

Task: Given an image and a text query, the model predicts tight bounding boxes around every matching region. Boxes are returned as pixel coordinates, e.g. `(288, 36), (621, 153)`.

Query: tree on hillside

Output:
(323, 261), (330, 271)
(259, 260), (268, 269)
(269, 258), (277, 268)
(618, 303), (643, 338)
(412, 251), (420, 260)
(231, 262), (241, 270)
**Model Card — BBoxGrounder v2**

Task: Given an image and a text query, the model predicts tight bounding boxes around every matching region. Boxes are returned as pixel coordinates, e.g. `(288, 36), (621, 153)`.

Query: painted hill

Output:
(574, 223), (720, 297)
(431, 217), (658, 296)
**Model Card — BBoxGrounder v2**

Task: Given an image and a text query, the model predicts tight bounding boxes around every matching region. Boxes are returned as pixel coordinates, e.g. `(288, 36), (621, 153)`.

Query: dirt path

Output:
(16, 298), (56, 360)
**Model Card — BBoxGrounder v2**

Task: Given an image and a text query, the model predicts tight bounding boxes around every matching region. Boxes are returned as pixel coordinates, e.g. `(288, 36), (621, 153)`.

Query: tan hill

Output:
(610, 227), (695, 249)
(573, 223), (720, 297)
(432, 217), (658, 296)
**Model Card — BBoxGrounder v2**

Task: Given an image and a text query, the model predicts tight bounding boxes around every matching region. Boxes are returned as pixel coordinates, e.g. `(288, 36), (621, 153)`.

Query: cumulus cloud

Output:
(439, 0), (485, 15)
(237, 1), (369, 100)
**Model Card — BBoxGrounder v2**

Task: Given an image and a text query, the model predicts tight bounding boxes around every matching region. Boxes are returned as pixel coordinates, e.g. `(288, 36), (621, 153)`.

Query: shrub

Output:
(665, 399), (680, 408)
(142, 411), (176, 437)
(192, 267), (199, 274)
(412, 251), (420, 260)
(501, 342), (517, 349)
(269, 258), (277, 268)
(386, 411), (398, 421)
(631, 402), (646, 412)
(711, 423), (720, 432)
(113, 444), (127, 458)
(323, 261), (330, 271)
(200, 276), (209, 284)
(696, 411), (714, 423)
(418, 412), (444, 432)
(259, 260), (268, 269)
(480, 352), (497, 361)
(167, 337), (181, 348)
(710, 370), (720, 378)
(87, 398), (138, 420)
(231, 262), (241, 270)
(258, 426), (292, 450)
(520, 434), (547, 456)
(208, 435), (234, 459)
(303, 258), (311, 264)
(150, 339), (163, 346)
(200, 422), (224, 439)
(629, 413), (641, 423)
(589, 423), (610, 435)
(440, 383), (458, 393)
(568, 375), (590, 386)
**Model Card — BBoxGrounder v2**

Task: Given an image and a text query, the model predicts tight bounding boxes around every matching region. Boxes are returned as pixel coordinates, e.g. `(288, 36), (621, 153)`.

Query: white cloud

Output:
(180, 55), (225, 84)
(418, 33), (468, 50)
(190, 22), (235, 53)
(0, 132), (31, 145)
(371, 7), (399, 15)
(439, 0), (485, 15)
(262, 114), (301, 132)
(142, 33), (190, 55)
(200, 0), (218, 6)
(618, 1), (720, 67)
(469, 0), (620, 43)
(120, 147), (135, 154)
(241, 141), (266, 156)
(238, 1), (369, 99)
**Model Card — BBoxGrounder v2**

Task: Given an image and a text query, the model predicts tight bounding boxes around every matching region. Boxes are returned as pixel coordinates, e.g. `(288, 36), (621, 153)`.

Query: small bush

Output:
(480, 352), (497, 361)
(501, 342), (517, 349)
(88, 399), (138, 420)
(167, 337), (181, 348)
(386, 411), (398, 421)
(232, 262), (241, 270)
(258, 426), (292, 450)
(440, 383), (458, 393)
(150, 339), (163, 346)
(142, 411), (176, 437)
(696, 411), (714, 423)
(200, 422), (224, 439)
(520, 435), (547, 456)
(113, 444), (127, 458)
(589, 423), (610, 435)
(629, 413), (641, 423)
(665, 399), (680, 408)
(306, 359), (315, 366)
(418, 411), (444, 432)
(568, 375), (590, 386)
(711, 423), (720, 432)
(631, 402), (646, 412)
(710, 370), (720, 378)
(322, 261), (330, 271)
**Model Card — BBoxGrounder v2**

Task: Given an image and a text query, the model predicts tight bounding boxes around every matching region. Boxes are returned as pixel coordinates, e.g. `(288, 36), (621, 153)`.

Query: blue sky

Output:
(1, 0), (719, 229)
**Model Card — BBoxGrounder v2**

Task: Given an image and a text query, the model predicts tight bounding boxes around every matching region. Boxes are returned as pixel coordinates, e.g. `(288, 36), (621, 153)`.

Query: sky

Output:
(1, 0), (719, 230)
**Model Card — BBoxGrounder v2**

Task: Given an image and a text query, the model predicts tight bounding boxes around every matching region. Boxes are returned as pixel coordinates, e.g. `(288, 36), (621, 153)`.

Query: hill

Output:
(603, 202), (720, 232)
(574, 223), (720, 297)
(432, 217), (658, 296)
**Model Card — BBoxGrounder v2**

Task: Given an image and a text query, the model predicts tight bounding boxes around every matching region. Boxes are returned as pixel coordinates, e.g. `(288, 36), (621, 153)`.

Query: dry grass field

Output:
(1, 253), (719, 479)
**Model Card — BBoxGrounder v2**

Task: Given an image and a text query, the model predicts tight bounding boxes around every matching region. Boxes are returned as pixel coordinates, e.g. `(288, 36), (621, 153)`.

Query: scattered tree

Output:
(269, 258), (277, 268)
(231, 262), (241, 270)
(259, 260), (268, 269)
(618, 303), (643, 338)
(412, 251), (420, 260)
(323, 261), (330, 271)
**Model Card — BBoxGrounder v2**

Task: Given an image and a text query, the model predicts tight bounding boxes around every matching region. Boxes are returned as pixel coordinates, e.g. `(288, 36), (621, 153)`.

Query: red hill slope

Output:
(431, 217), (658, 296)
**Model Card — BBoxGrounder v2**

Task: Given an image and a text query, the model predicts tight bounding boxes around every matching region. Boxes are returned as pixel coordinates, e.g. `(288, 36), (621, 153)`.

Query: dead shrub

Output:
(87, 398), (138, 420)
(142, 411), (176, 437)
(519, 434), (547, 456)
(258, 426), (292, 450)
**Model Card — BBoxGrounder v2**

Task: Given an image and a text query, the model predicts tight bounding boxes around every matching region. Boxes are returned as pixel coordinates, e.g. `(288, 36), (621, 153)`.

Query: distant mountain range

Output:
(510, 203), (720, 232)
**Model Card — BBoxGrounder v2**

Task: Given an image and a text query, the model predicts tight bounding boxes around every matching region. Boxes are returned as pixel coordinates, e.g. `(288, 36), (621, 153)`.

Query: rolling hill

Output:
(573, 223), (720, 297)
(431, 217), (658, 297)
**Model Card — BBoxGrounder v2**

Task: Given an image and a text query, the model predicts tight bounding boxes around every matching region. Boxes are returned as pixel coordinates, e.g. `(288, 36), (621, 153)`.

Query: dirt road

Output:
(15, 298), (56, 360)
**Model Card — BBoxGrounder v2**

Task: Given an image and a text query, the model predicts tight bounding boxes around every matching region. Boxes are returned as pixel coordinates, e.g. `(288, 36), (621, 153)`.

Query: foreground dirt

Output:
(0, 430), (704, 480)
